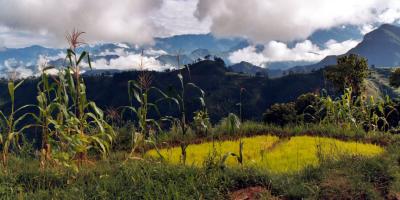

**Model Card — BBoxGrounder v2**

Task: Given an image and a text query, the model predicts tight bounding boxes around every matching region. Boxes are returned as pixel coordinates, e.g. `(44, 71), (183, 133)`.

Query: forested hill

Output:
(0, 60), (325, 122)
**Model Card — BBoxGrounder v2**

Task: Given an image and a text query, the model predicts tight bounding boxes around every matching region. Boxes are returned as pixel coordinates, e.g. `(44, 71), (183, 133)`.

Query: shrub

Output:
(263, 102), (297, 126)
(295, 93), (320, 123)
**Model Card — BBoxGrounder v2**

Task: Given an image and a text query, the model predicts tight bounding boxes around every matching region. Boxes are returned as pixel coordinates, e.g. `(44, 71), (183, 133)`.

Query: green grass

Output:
(0, 131), (395, 199)
(147, 135), (384, 173)
(1, 151), (396, 199)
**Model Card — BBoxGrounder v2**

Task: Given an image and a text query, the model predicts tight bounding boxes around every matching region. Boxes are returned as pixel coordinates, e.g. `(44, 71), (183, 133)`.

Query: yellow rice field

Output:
(146, 135), (384, 173)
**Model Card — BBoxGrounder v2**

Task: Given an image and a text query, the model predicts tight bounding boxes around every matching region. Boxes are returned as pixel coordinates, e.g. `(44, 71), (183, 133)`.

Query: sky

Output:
(0, 0), (400, 74)
(0, 0), (399, 48)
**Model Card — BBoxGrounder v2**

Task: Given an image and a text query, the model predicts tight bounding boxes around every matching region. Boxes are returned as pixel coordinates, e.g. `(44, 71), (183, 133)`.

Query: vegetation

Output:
(147, 135), (383, 173)
(390, 67), (400, 88)
(31, 31), (114, 171)
(1, 32), (400, 199)
(324, 54), (369, 96)
(0, 80), (32, 168)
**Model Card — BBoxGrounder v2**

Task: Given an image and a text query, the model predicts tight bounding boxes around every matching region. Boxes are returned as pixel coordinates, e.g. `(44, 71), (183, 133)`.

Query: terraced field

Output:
(147, 136), (384, 173)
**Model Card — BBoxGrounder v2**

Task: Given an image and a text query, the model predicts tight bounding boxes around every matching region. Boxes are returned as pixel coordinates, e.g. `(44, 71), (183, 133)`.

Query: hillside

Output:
(0, 60), (325, 122)
(290, 24), (400, 73)
(348, 24), (400, 67)
(229, 61), (267, 75)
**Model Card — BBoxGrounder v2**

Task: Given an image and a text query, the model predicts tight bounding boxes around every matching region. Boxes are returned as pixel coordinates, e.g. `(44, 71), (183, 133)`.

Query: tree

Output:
(213, 56), (226, 67)
(389, 68), (400, 88)
(324, 54), (369, 97)
(263, 102), (297, 126)
(295, 93), (320, 123)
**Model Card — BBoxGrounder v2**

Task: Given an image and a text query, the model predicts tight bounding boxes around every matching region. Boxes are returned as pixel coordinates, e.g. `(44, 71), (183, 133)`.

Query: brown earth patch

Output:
(229, 186), (280, 200)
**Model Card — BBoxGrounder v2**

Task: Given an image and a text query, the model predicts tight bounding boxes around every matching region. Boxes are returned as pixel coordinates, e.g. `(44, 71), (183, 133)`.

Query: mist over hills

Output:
(289, 24), (400, 73)
(0, 24), (369, 78)
(2, 24), (400, 80)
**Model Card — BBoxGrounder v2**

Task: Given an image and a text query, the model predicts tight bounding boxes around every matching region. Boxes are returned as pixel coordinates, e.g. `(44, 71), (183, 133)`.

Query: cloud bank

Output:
(91, 49), (172, 71)
(229, 39), (359, 67)
(152, 0), (211, 37)
(196, 0), (400, 43)
(0, 0), (163, 47)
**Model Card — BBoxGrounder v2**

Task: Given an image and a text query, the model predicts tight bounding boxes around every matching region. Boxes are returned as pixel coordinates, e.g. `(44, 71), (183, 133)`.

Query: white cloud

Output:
(152, 0), (211, 37)
(360, 24), (376, 35)
(229, 39), (359, 67)
(92, 54), (172, 71)
(196, 0), (400, 43)
(144, 49), (168, 56)
(228, 46), (269, 67)
(99, 48), (128, 57)
(0, 58), (34, 78)
(377, 2), (400, 24)
(0, 0), (164, 47)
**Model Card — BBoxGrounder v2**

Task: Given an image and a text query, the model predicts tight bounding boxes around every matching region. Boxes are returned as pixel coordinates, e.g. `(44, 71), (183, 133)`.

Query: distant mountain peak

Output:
(229, 61), (267, 75)
(289, 24), (400, 73)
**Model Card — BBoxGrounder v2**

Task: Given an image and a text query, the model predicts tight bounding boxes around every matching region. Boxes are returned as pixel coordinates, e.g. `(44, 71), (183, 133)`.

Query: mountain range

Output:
(289, 24), (400, 73)
(1, 24), (400, 78)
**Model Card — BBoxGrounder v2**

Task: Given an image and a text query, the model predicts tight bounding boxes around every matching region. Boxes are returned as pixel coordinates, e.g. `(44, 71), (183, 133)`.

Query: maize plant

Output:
(123, 71), (164, 158)
(317, 87), (392, 132)
(192, 109), (211, 136)
(221, 139), (244, 167)
(32, 30), (115, 170)
(219, 113), (242, 167)
(164, 69), (205, 165)
(0, 80), (34, 168)
(35, 66), (56, 168)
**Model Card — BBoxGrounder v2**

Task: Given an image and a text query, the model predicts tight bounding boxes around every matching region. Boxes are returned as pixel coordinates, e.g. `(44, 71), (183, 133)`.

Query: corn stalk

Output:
(162, 69), (205, 164)
(0, 80), (34, 168)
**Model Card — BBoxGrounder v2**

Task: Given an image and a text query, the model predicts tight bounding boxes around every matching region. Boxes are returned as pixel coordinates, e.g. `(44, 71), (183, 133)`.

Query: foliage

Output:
(33, 31), (115, 170)
(389, 68), (400, 88)
(0, 80), (33, 167)
(324, 54), (369, 97)
(123, 70), (167, 159)
(192, 110), (211, 136)
(1, 29), (400, 200)
(163, 66), (206, 164)
(217, 113), (241, 135)
(295, 92), (320, 123)
(0, 60), (326, 123)
(318, 88), (395, 132)
(263, 102), (297, 126)
(262, 87), (400, 133)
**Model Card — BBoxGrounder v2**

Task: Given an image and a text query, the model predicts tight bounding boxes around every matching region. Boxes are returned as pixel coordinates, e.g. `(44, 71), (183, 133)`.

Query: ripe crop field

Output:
(147, 135), (384, 173)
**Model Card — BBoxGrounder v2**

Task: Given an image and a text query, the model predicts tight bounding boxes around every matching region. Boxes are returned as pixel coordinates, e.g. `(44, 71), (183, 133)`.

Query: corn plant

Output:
(192, 110), (211, 136)
(219, 113), (243, 167)
(0, 80), (34, 167)
(237, 87), (246, 122)
(123, 71), (164, 158)
(221, 140), (244, 167)
(164, 69), (205, 165)
(317, 87), (392, 132)
(32, 31), (114, 170)
(126, 72), (161, 138)
(35, 66), (56, 168)
(221, 113), (241, 135)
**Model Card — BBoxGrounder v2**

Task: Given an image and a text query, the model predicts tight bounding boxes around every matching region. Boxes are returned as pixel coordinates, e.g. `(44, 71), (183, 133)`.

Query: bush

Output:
(263, 102), (297, 126)
(295, 93), (320, 123)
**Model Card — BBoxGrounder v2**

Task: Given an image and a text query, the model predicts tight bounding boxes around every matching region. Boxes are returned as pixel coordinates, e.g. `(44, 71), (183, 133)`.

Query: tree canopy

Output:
(324, 54), (369, 97)
(389, 68), (400, 88)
